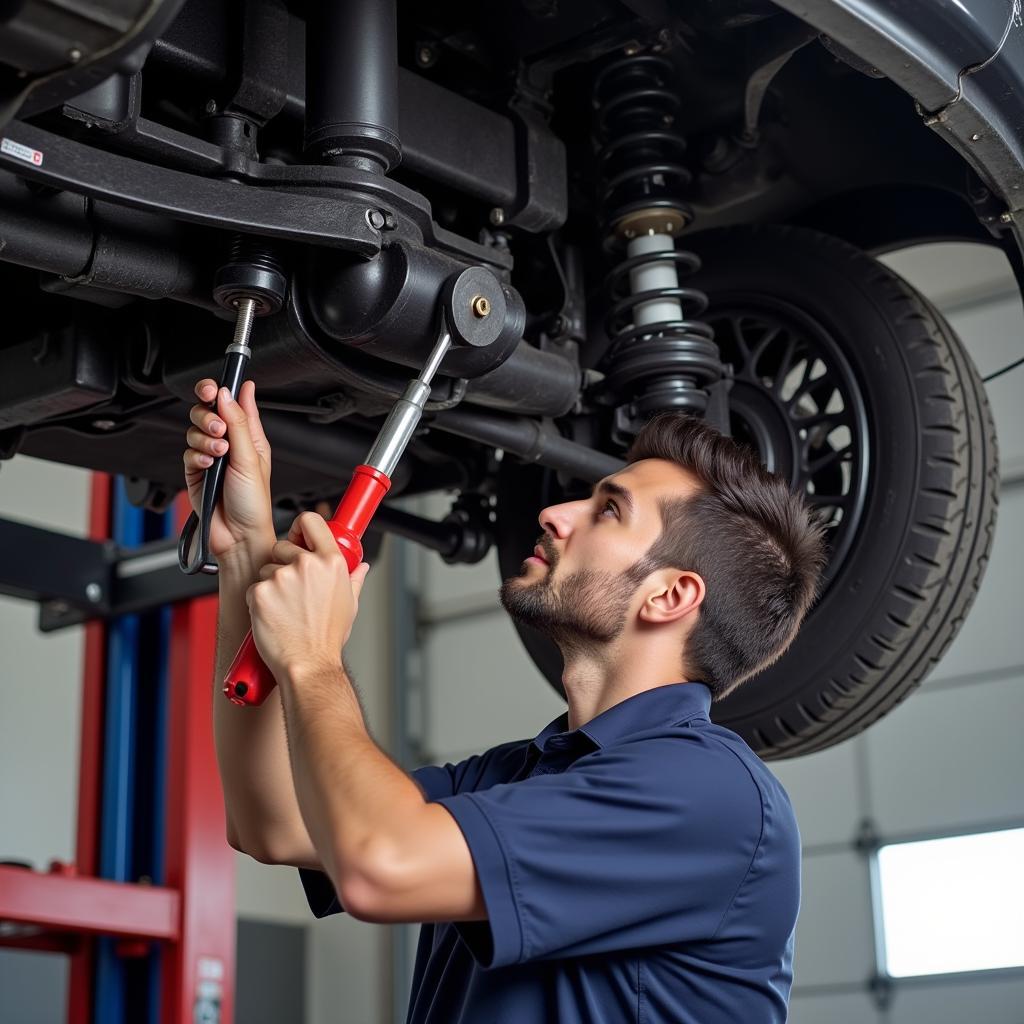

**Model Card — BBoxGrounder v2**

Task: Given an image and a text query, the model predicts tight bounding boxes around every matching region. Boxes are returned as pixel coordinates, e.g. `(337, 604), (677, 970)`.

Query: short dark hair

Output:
(623, 411), (828, 701)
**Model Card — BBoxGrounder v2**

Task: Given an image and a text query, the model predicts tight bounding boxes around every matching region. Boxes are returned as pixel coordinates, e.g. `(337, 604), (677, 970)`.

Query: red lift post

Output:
(0, 477), (236, 1022)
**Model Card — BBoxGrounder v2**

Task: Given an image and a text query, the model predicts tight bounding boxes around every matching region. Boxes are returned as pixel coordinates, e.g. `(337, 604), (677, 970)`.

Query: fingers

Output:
(183, 447), (214, 475)
(258, 561), (286, 582)
(189, 401), (226, 438)
(287, 510), (336, 554)
(270, 539), (305, 565)
(186, 424), (229, 459)
(185, 381), (227, 474)
(194, 378), (218, 402)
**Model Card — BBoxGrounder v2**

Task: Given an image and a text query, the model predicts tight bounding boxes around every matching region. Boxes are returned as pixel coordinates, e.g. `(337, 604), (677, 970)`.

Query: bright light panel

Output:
(876, 828), (1024, 977)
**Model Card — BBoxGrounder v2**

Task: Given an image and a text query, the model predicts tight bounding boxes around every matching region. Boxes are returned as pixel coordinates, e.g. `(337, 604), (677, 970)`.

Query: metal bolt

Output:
(85, 583), (102, 603)
(205, 99), (218, 115)
(68, 48), (82, 63)
(366, 209), (386, 230)
(471, 295), (491, 318)
(92, 419), (117, 431)
(489, 207), (505, 226)
(971, 132), (982, 141)
(416, 45), (436, 67)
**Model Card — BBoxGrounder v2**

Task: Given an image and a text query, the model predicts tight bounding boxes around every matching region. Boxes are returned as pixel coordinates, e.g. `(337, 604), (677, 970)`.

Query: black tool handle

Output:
(177, 347), (251, 575)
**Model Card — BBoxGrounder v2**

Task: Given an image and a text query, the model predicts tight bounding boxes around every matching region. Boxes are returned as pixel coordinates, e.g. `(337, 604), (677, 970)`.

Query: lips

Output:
(532, 545), (549, 565)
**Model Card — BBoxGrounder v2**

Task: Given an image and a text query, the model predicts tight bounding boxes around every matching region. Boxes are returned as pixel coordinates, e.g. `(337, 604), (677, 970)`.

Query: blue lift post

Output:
(93, 479), (173, 1022)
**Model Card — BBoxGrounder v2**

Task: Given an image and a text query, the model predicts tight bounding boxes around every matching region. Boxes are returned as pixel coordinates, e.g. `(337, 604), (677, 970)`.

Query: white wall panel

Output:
(0, 454), (91, 532)
(420, 609), (566, 756)
(879, 243), (1016, 311)
(947, 295), (1024, 382)
(769, 736), (865, 847)
(886, 974), (1024, 1024)
(947, 300), (1024, 477)
(792, 851), (875, 989)
(306, 914), (392, 1024)
(0, 457), (90, 868)
(788, 991), (880, 1024)
(924, 483), (1024, 686)
(865, 673), (1024, 836)
(235, 857), (319, 925)
(418, 546), (504, 619)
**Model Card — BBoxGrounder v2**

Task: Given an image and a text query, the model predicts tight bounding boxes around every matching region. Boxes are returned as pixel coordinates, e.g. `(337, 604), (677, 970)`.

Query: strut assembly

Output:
(591, 52), (731, 443)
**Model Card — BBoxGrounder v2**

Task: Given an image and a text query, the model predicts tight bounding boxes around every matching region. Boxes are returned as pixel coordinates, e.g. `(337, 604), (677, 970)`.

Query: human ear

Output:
(639, 570), (704, 624)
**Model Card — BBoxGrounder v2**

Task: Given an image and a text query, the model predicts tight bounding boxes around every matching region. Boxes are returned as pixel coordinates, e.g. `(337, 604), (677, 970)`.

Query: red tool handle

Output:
(223, 464), (391, 706)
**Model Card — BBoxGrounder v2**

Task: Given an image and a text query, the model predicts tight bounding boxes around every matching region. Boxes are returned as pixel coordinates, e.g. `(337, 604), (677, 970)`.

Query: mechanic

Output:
(184, 374), (827, 1024)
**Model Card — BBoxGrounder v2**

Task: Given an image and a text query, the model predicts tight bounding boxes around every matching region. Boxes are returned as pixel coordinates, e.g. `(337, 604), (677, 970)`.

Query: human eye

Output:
(596, 498), (619, 520)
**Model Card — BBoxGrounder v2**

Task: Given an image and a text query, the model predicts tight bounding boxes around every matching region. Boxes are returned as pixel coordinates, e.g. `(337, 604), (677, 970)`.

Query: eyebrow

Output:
(592, 477), (635, 519)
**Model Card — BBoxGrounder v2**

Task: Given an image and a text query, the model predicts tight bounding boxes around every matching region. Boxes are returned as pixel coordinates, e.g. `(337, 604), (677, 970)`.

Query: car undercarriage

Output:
(0, 0), (1011, 756)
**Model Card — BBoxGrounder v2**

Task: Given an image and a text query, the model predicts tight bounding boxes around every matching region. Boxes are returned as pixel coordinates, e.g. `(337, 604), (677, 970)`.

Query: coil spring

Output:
(592, 53), (725, 422)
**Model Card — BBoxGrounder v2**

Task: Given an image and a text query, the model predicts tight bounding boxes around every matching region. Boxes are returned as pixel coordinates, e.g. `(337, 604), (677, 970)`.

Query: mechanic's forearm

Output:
(278, 663), (427, 896)
(212, 544), (309, 854)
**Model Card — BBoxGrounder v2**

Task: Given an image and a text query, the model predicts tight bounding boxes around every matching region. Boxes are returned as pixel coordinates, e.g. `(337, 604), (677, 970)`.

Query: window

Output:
(874, 827), (1024, 978)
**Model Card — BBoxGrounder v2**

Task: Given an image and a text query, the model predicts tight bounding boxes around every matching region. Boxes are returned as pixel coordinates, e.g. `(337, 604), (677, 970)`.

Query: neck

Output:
(559, 639), (691, 731)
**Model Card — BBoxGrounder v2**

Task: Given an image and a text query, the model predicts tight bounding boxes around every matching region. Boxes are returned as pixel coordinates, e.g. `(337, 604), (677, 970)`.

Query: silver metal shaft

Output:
(227, 296), (257, 357)
(365, 323), (453, 478)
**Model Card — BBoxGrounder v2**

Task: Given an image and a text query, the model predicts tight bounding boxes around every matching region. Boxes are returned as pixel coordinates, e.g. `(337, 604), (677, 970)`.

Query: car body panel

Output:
(773, 0), (1024, 294)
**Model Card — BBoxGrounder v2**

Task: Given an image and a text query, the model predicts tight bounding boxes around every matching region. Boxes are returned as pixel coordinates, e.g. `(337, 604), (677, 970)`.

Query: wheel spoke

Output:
(748, 325), (783, 375)
(793, 409), (848, 431)
(804, 492), (852, 508)
(807, 445), (853, 475)
(772, 333), (798, 392)
(728, 316), (751, 362)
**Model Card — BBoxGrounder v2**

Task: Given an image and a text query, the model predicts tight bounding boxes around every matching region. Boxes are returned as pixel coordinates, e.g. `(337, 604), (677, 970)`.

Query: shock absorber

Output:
(592, 52), (727, 443)
(177, 236), (287, 574)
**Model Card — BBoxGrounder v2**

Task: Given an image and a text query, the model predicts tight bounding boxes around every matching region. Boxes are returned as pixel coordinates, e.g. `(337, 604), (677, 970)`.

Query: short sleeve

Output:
(298, 748), (529, 919)
(297, 866), (345, 918)
(411, 740), (531, 802)
(434, 733), (763, 970)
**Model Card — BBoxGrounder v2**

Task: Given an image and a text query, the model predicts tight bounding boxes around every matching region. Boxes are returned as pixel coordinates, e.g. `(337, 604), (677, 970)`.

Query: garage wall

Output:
(0, 458), (395, 1022)
(397, 242), (1024, 1023)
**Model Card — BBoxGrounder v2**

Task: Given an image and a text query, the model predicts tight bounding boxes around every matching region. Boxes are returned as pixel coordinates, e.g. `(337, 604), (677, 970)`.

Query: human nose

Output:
(538, 498), (582, 540)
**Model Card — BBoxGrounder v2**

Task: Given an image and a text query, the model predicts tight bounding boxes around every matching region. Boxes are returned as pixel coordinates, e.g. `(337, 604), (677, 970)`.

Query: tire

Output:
(496, 225), (1000, 759)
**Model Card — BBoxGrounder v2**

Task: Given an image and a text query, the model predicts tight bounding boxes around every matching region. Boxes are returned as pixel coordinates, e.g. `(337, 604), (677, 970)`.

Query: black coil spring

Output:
(592, 53), (724, 415)
(594, 53), (692, 236)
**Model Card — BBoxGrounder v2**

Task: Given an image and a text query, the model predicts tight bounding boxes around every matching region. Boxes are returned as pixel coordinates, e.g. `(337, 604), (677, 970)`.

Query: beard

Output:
(499, 559), (643, 662)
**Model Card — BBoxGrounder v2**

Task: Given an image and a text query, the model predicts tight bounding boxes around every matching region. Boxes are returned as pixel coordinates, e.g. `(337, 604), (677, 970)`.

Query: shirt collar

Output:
(529, 681), (712, 755)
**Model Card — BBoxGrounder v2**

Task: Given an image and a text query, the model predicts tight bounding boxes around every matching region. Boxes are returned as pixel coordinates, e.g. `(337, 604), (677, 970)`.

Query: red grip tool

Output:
(223, 316), (453, 706)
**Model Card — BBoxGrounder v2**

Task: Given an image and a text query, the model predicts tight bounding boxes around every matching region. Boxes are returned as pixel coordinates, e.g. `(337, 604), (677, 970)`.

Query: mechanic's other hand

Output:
(246, 511), (371, 682)
(183, 378), (275, 563)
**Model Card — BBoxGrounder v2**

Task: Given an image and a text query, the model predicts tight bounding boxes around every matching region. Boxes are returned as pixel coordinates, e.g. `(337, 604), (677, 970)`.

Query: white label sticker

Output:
(1, 137), (43, 166)
(197, 955), (224, 980)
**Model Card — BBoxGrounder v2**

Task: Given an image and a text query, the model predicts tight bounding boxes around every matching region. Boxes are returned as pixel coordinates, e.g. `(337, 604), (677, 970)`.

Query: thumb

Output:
(351, 561), (370, 598)
(218, 387), (260, 475)
(237, 380), (271, 459)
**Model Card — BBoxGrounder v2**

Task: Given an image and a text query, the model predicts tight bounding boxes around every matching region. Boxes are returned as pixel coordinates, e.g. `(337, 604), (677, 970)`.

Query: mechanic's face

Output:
(499, 459), (703, 659)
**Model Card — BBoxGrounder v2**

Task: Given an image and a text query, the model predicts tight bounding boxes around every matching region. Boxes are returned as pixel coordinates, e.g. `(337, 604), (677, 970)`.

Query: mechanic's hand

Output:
(246, 511), (371, 682)
(183, 378), (275, 563)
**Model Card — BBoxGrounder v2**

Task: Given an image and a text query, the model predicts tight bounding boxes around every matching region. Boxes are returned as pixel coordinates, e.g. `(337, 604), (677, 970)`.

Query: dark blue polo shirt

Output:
(298, 681), (801, 1023)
